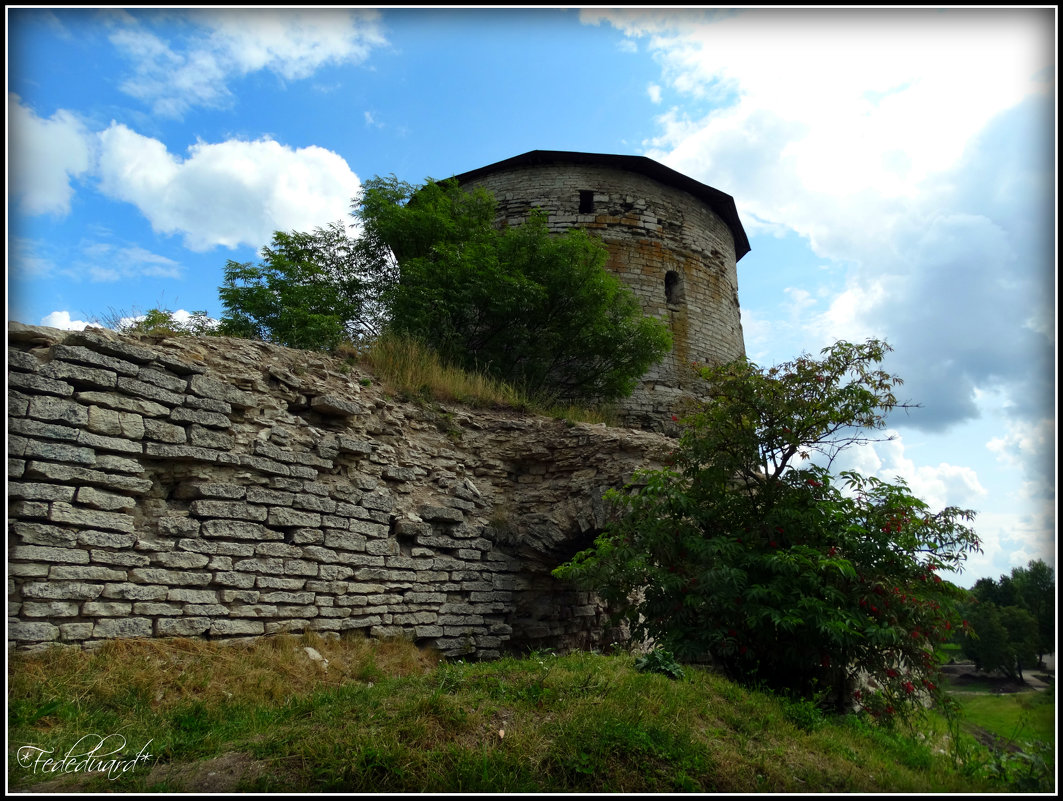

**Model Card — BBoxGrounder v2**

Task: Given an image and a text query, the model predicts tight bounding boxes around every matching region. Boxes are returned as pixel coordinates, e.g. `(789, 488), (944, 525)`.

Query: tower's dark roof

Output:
(450, 150), (749, 261)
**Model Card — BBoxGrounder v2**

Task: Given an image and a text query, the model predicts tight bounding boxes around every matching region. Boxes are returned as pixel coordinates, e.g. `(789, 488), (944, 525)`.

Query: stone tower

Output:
(451, 150), (749, 431)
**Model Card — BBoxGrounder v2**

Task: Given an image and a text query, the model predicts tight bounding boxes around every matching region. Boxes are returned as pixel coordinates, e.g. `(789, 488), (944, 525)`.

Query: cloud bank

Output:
(587, 8), (1054, 435)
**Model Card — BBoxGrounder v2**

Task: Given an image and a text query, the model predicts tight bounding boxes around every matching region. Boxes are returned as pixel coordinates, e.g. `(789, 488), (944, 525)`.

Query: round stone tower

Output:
(451, 150), (749, 432)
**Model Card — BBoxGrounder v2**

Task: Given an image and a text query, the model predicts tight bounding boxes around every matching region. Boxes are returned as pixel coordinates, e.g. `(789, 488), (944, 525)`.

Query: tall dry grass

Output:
(358, 334), (617, 425)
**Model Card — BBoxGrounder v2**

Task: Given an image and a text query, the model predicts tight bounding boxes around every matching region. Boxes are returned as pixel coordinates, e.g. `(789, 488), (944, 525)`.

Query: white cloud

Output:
(40, 311), (92, 330)
(74, 242), (184, 282)
(988, 418), (1055, 472)
(110, 24), (231, 117)
(808, 280), (887, 346)
(782, 287), (816, 316)
(965, 503), (1056, 582)
(107, 9), (386, 118)
(9, 238), (57, 279)
(647, 84), (662, 104)
(986, 418), (1056, 514)
(829, 429), (988, 513)
(8, 94), (95, 216)
(200, 9), (386, 78)
(95, 123), (361, 251)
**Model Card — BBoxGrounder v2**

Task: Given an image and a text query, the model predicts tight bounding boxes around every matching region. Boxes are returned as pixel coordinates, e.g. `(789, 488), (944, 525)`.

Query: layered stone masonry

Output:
(7, 323), (670, 656)
(459, 160), (746, 431)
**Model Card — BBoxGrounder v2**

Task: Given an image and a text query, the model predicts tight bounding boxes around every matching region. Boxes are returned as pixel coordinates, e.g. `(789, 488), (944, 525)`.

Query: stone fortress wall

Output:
(452, 151), (749, 432)
(7, 323), (671, 656)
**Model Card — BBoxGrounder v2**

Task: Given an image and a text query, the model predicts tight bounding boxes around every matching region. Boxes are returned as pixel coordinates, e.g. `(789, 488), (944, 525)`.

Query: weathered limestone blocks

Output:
(8, 323), (669, 656)
(453, 151), (748, 432)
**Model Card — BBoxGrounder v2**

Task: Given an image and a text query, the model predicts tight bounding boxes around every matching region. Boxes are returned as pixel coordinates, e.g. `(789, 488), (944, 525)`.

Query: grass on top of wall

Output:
(7, 633), (1038, 794)
(352, 334), (618, 426)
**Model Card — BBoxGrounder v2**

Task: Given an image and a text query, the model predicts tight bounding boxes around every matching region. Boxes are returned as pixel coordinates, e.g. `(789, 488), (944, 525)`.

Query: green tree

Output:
(961, 601), (1039, 680)
(960, 600), (1009, 673)
(1011, 559), (1055, 663)
(969, 559), (1054, 666)
(354, 176), (671, 402)
(218, 221), (385, 351)
(555, 340), (981, 721)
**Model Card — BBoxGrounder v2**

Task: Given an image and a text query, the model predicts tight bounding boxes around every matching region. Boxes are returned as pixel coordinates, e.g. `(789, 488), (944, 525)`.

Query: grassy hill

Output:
(7, 633), (1052, 793)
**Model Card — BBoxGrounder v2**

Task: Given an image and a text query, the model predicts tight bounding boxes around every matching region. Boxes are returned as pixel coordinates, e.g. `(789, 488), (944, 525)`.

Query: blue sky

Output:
(7, 8), (1056, 588)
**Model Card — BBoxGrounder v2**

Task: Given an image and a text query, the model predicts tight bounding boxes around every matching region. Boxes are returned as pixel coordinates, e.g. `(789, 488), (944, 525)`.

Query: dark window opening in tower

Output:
(579, 190), (594, 214)
(665, 270), (683, 305)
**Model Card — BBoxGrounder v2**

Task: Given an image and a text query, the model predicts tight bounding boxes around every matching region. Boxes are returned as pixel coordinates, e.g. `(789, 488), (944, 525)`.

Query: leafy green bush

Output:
(634, 648), (685, 680)
(355, 176), (671, 402)
(110, 307), (217, 337)
(555, 339), (982, 722)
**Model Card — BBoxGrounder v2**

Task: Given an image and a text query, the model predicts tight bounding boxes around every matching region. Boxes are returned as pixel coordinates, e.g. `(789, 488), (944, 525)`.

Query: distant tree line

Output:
(958, 559), (1054, 680)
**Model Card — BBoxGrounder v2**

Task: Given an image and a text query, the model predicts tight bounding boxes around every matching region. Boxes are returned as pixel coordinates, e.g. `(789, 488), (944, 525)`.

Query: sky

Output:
(6, 8), (1056, 589)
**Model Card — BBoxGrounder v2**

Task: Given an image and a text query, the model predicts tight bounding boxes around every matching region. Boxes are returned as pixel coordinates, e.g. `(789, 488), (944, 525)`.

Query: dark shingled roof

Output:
(450, 150), (750, 261)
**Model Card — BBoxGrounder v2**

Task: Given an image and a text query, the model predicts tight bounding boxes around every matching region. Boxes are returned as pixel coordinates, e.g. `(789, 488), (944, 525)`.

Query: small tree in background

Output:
(961, 601), (1039, 680)
(962, 559), (1054, 675)
(1010, 559), (1055, 664)
(218, 221), (386, 351)
(354, 176), (671, 402)
(555, 339), (981, 721)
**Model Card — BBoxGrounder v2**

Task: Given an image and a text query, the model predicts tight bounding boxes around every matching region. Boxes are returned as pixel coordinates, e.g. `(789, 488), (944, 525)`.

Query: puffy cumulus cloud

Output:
(793, 204), (1053, 433)
(592, 10), (1047, 175)
(107, 9), (386, 118)
(40, 311), (92, 330)
(95, 123), (361, 251)
(8, 94), (95, 216)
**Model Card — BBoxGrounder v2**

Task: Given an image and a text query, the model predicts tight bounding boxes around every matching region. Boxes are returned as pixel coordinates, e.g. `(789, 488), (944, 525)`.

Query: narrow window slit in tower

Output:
(579, 190), (594, 214)
(665, 270), (683, 305)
